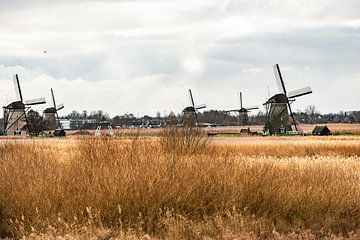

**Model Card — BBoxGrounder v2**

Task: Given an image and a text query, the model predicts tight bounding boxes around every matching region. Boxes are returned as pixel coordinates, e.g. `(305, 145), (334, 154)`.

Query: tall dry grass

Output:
(1, 130), (360, 239)
(217, 137), (360, 157)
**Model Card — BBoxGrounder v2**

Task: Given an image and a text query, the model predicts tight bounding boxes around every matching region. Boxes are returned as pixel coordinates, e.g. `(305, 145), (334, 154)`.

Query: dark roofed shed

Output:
(312, 125), (331, 136)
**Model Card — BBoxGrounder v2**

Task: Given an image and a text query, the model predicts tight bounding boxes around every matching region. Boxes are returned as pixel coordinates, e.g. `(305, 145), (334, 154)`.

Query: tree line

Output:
(2, 106), (359, 133)
(59, 106), (360, 129)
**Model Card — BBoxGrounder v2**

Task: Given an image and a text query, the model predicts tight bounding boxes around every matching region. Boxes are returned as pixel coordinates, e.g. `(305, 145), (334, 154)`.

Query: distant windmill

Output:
(3, 74), (46, 136)
(43, 88), (64, 131)
(264, 64), (312, 135)
(226, 92), (258, 126)
(182, 89), (206, 127)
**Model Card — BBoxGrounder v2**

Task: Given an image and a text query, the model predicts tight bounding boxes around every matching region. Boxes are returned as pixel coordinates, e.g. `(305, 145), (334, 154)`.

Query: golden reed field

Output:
(1, 124), (360, 239)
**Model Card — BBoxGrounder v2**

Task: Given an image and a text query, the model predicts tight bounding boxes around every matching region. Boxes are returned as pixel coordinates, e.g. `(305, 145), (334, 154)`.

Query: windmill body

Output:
(182, 110), (196, 127)
(3, 74), (46, 136)
(182, 89), (206, 127)
(43, 88), (64, 131)
(264, 64), (312, 135)
(226, 92), (258, 126)
(3, 101), (27, 135)
(238, 108), (250, 126)
(43, 107), (58, 130)
(264, 93), (292, 134)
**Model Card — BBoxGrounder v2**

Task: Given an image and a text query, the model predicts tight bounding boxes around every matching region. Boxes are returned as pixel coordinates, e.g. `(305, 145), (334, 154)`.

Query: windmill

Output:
(3, 74), (46, 136)
(264, 64), (312, 135)
(226, 92), (258, 126)
(43, 88), (64, 131)
(182, 89), (206, 127)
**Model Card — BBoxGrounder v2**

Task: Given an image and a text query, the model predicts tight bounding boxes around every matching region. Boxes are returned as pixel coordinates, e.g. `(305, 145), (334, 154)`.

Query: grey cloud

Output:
(0, 0), (359, 115)
(210, 26), (360, 69)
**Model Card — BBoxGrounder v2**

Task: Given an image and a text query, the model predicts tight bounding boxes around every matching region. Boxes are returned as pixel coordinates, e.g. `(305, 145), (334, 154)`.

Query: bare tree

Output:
(305, 105), (319, 124)
(156, 111), (161, 119)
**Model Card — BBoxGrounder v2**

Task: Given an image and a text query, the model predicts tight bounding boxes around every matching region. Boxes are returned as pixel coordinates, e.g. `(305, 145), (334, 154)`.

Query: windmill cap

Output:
(43, 107), (57, 113)
(182, 106), (195, 113)
(266, 93), (288, 104)
(4, 101), (25, 109)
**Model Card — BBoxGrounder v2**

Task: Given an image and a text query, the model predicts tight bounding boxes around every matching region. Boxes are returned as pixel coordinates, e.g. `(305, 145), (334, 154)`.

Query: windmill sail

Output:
(195, 104), (206, 110)
(13, 74), (23, 102)
(56, 103), (64, 111)
(226, 109), (241, 112)
(51, 88), (57, 108)
(188, 89), (195, 108)
(25, 97), (46, 105)
(245, 106), (259, 111)
(239, 92), (243, 108)
(273, 64), (287, 95)
(288, 86), (312, 98)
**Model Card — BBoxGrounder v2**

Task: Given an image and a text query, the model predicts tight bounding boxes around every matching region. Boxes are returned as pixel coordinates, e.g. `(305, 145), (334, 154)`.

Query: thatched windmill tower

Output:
(43, 88), (64, 131)
(182, 89), (206, 127)
(264, 64), (312, 135)
(226, 92), (258, 126)
(3, 74), (46, 136)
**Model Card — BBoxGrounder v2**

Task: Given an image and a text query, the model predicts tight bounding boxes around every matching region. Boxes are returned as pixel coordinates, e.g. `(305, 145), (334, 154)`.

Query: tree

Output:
(67, 110), (81, 120)
(81, 110), (88, 119)
(305, 105), (319, 124)
(89, 110), (110, 122)
(167, 111), (178, 125)
(27, 110), (47, 136)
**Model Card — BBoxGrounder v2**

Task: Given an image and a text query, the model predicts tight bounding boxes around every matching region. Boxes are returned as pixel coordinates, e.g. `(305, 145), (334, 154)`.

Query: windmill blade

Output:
(188, 89), (196, 109)
(188, 89), (200, 126)
(195, 104), (206, 110)
(226, 109), (241, 113)
(287, 102), (298, 131)
(13, 74), (23, 102)
(239, 92), (243, 108)
(51, 88), (57, 108)
(56, 103), (64, 111)
(273, 64), (287, 95)
(245, 106), (259, 111)
(288, 86), (312, 98)
(194, 111), (199, 126)
(55, 111), (61, 129)
(4, 110), (27, 133)
(25, 97), (46, 106)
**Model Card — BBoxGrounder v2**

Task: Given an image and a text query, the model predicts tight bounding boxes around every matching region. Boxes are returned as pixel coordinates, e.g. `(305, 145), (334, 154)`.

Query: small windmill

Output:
(43, 88), (64, 131)
(3, 74), (46, 136)
(264, 64), (312, 135)
(226, 92), (258, 126)
(182, 89), (206, 127)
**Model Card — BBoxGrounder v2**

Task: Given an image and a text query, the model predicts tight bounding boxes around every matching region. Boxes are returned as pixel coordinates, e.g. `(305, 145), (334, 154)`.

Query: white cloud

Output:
(0, 64), (191, 116)
(0, 0), (359, 116)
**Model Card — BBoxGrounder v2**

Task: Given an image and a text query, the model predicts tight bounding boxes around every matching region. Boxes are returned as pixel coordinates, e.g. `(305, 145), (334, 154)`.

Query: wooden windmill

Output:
(264, 64), (312, 135)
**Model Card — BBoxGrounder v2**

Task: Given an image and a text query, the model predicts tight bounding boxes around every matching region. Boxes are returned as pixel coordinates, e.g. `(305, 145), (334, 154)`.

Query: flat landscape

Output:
(59, 124), (360, 137)
(1, 0), (360, 239)
(1, 125), (360, 239)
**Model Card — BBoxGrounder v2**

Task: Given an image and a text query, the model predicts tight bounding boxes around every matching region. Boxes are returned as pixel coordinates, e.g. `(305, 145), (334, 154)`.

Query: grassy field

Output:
(64, 123), (360, 136)
(212, 123), (360, 134)
(1, 127), (360, 239)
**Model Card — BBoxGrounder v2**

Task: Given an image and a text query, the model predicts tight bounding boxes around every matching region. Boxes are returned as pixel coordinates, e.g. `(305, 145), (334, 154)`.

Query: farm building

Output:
(54, 129), (66, 137)
(240, 128), (250, 135)
(312, 125), (331, 136)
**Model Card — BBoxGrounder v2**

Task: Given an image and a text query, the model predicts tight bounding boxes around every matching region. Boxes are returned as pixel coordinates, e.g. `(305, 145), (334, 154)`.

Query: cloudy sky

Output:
(0, 0), (359, 117)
